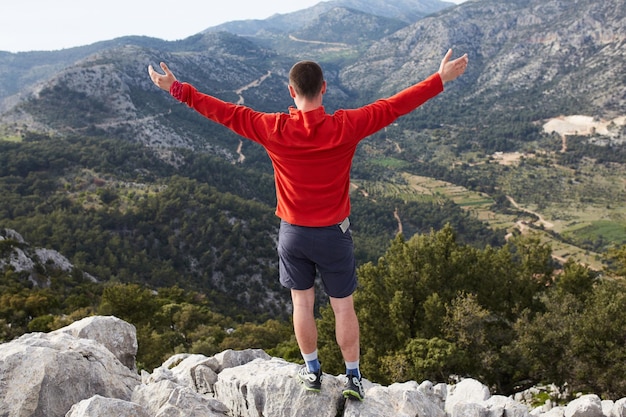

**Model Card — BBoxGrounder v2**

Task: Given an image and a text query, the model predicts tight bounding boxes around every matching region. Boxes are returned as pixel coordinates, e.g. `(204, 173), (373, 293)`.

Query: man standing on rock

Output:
(148, 49), (468, 401)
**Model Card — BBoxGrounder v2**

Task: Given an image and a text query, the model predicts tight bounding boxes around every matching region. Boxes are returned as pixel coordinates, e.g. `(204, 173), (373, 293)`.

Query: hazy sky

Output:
(0, 0), (466, 53)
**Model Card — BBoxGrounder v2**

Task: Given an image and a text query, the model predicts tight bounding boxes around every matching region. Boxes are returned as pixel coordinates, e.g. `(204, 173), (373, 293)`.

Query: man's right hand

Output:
(148, 62), (177, 92)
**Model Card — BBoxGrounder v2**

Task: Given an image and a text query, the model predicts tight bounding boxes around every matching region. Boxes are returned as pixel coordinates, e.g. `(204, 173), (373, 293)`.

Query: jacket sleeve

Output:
(341, 72), (444, 140)
(383, 72), (444, 115)
(169, 81), (276, 143)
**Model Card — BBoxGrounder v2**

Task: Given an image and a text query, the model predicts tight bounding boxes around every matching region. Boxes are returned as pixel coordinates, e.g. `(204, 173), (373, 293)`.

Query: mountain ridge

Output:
(1, 0), (624, 137)
(205, 0), (454, 36)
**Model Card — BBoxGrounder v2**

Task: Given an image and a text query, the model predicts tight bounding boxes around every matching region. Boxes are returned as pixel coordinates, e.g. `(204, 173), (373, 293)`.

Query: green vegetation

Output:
(0, 133), (504, 302)
(1, 111), (625, 399)
(0, 135), (21, 142)
(4, 225), (626, 399)
(1, 0), (624, 402)
(356, 110), (626, 266)
(563, 221), (626, 250)
(0, 127), (23, 142)
(317, 227), (626, 399)
(0, 266), (298, 371)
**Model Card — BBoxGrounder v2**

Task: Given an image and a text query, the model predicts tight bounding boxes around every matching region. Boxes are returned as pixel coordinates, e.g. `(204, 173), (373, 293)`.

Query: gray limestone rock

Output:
(0, 330), (140, 417)
(51, 315), (137, 371)
(65, 395), (152, 417)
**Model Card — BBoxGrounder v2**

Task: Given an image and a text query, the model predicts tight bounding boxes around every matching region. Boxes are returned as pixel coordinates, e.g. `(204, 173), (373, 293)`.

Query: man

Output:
(148, 49), (468, 401)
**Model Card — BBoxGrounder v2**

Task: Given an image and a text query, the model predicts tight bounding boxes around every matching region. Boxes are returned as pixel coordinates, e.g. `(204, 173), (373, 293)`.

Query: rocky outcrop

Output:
(1, 315), (626, 417)
(1, 229), (69, 272)
(0, 316), (139, 417)
(51, 315), (138, 371)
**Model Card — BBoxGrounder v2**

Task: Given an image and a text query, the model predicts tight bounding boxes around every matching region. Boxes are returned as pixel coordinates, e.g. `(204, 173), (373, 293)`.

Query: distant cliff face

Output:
(1, 315), (626, 417)
(340, 0), (625, 117)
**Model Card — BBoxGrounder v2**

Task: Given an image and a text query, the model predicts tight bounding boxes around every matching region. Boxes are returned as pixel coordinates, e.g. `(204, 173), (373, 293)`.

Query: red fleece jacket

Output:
(170, 72), (444, 227)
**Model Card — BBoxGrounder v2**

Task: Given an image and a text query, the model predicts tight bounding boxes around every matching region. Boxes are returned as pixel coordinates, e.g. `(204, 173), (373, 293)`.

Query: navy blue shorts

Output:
(278, 219), (357, 298)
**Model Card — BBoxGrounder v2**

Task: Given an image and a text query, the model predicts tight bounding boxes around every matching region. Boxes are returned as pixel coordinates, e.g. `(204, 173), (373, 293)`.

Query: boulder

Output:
(66, 395), (151, 417)
(51, 315), (137, 370)
(612, 399), (626, 417)
(344, 380), (446, 417)
(485, 394), (531, 417)
(446, 378), (492, 415)
(565, 395), (603, 417)
(452, 401), (488, 417)
(213, 357), (345, 417)
(150, 353), (220, 394)
(543, 407), (566, 417)
(132, 380), (230, 417)
(0, 330), (140, 417)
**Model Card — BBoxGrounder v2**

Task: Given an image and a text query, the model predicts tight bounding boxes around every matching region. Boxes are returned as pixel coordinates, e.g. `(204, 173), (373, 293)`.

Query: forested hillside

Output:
(0, 132), (503, 317)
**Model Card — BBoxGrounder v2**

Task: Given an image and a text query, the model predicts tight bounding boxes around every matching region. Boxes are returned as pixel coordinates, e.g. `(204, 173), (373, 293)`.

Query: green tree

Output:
(555, 259), (596, 300)
(380, 337), (460, 383)
(323, 226), (486, 384)
(218, 319), (293, 351)
(443, 292), (516, 392)
(513, 278), (626, 399)
(570, 281), (626, 398)
(99, 283), (159, 325)
(318, 225), (555, 391)
(605, 245), (626, 277)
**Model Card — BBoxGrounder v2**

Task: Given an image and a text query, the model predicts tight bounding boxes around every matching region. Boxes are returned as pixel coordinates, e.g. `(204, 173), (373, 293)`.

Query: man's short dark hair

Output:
(289, 61), (324, 100)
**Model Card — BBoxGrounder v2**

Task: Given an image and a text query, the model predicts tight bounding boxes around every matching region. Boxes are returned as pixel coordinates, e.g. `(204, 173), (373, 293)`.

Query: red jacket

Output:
(170, 73), (444, 227)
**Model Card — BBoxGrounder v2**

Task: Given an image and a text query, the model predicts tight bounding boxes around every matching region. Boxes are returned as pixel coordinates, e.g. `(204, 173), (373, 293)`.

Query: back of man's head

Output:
(289, 61), (324, 100)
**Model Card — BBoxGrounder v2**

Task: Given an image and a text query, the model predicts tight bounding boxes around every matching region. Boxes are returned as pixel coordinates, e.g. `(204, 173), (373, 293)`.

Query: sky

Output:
(0, 0), (466, 53)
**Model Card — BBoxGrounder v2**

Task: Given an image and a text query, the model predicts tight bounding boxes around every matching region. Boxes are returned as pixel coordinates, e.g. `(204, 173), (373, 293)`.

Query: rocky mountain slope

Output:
(0, 0), (450, 104)
(0, 229), (80, 284)
(2, 315), (625, 417)
(0, 0), (623, 148)
(206, 0), (453, 35)
(340, 0), (625, 117)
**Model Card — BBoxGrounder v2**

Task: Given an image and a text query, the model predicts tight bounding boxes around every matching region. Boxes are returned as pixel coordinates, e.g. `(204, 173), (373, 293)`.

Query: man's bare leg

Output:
(291, 288), (318, 354)
(329, 294), (359, 363)
(292, 288), (323, 391)
(330, 294), (364, 400)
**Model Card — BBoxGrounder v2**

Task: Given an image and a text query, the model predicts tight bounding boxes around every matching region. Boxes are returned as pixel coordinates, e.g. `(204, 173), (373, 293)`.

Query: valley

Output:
(352, 112), (626, 271)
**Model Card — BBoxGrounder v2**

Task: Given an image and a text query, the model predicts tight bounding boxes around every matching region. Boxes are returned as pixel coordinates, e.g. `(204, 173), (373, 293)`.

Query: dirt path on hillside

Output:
(231, 71), (273, 163)
(236, 140), (245, 163)
(288, 35), (349, 47)
(506, 196), (554, 229)
(235, 71), (272, 105)
(393, 207), (403, 236)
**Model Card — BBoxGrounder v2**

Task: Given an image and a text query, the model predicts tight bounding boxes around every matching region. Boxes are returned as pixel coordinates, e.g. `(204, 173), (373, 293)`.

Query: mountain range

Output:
(1, 0), (624, 125)
(1, 0), (623, 145)
(0, 0), (625, 308)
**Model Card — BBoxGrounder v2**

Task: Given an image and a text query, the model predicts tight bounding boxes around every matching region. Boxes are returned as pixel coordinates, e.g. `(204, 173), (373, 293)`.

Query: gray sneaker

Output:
(342, 374), (365, 401)
(297, 365), (322, 392)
